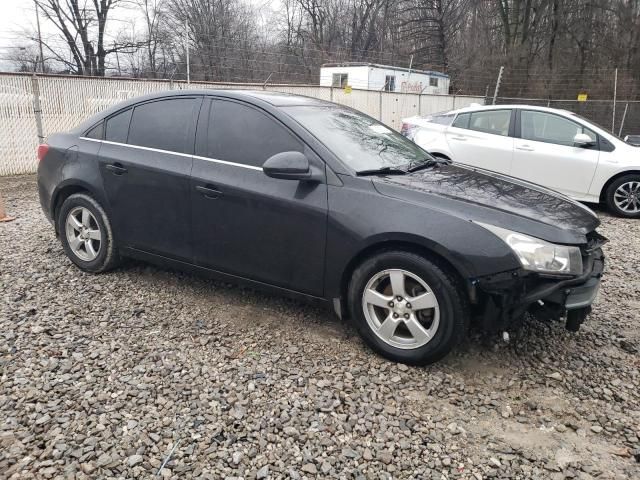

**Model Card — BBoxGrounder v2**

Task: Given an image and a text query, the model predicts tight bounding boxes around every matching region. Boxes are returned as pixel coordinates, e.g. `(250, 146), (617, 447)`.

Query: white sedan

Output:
(401, 104), (640, 218)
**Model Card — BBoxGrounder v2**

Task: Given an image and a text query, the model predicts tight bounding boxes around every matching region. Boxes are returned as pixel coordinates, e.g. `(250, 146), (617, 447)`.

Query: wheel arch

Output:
(51, 181), (103, 232)
(338, 238), (471, 319)
(599, 170), (640, 202)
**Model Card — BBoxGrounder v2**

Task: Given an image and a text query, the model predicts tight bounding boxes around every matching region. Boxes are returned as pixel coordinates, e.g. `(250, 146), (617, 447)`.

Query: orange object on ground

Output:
(0, 191), (16, 222)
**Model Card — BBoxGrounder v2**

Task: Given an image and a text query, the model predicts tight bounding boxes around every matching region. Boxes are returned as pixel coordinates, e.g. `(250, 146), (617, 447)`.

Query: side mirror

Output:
(573, 133), (595, 147)
(263, 151), (311, 180)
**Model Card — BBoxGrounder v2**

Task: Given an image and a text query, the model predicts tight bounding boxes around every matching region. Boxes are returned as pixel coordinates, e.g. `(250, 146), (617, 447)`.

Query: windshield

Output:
(283, 105), (432, 172)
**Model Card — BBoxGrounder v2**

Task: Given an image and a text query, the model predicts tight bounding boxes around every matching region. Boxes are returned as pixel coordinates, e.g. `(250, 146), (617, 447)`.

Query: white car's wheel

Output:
(606, 174), (640, 218)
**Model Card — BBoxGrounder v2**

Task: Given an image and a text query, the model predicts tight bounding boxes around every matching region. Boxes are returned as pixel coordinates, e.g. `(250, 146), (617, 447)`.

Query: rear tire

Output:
(605, 174), (640, 218)
(348, 251), (468, 365)
(56, 193), (120, 273)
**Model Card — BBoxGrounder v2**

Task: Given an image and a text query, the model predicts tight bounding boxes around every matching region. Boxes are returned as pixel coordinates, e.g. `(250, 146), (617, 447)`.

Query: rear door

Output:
(98, 96), (201, 261)
(445, 109), (515, 174)
(190, 98), (328, 296)
(512, 109), (600, 198)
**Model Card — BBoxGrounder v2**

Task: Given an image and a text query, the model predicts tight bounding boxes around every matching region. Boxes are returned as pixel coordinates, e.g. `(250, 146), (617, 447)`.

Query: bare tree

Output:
(6, 44), (43, 73)
(399, 0), (468, 71)
(35, 0), (143, 76)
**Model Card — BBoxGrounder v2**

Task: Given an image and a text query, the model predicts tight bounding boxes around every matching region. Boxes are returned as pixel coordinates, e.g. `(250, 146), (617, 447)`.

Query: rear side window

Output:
(85, 122), (103, 140)
(204, 100), (303, 167)
(469, 110), (511, 136)
(105, 109), (132, 143)
(128, 98), (197, 154)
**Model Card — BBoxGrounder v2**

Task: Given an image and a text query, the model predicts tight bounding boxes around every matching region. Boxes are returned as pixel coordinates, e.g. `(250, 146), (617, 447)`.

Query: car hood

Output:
(371, 163), (600, 245)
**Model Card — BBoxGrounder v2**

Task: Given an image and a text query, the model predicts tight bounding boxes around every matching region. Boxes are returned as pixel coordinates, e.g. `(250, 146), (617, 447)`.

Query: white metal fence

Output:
(0, 73), (484, 176)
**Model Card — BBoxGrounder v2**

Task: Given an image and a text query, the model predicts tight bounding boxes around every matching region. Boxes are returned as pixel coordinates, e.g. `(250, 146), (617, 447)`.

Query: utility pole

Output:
(184, 20), (190, 84)
(492, 65), (504, 105)
(34, 1), (45, 73)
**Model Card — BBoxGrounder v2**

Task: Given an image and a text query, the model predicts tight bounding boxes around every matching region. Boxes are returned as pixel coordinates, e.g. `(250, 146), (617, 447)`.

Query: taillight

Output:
(400, 123), (417, 139)
(37, 144), (49, 161)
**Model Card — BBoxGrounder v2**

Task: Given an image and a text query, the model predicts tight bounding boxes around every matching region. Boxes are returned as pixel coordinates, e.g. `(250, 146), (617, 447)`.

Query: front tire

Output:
(605, 174), (640, 218)
(348, 251), (468, 365)
(56, 193), (120, 273)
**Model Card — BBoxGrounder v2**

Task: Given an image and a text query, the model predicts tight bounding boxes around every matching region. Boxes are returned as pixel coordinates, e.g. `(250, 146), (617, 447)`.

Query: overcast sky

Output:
(0, 0), (144, 70)
(0, 0), (35, 56)
(0, 0), (277, 71)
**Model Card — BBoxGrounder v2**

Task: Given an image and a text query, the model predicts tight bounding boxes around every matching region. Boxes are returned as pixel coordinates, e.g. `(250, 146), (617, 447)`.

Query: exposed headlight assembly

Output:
(478, 223), (583, 276)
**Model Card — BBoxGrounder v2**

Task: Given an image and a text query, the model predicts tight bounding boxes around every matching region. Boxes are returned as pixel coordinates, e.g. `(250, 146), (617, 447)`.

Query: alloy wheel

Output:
(613, 181), (640, 214)
(65, 206), (102, 261)
(361, 269), (440, 349)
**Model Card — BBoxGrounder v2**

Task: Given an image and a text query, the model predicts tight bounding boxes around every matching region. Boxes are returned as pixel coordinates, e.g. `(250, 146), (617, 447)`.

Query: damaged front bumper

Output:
(472, 246), (605, 332)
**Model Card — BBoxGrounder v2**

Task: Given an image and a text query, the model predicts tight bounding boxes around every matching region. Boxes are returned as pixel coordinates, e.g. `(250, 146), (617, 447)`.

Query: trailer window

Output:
(384, 75), (396, 92)
(332, 73), (348, 88)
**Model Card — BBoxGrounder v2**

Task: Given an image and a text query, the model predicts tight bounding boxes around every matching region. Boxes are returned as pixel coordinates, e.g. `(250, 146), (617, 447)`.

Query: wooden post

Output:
(0, 191), (16, 222)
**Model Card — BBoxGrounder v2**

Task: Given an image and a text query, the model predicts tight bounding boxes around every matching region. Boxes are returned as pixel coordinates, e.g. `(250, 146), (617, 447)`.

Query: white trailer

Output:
(319, 62), (450, 95)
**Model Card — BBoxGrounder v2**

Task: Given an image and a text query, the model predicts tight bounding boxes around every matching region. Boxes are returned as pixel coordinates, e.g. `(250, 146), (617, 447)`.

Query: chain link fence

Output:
(6, 72), (635, 178)
(0, 72), (483, 176)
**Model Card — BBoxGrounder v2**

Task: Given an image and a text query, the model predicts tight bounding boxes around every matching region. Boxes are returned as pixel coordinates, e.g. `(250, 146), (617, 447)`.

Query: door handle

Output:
(516, 145), (534, 151)
(450, 136), (467, 141)
(195, 185), (222, 199)
(105, 163), (128, 175)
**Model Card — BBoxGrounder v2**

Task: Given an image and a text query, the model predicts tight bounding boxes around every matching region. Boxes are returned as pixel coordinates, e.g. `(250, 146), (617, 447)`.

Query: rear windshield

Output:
(423, 112), (455, 125)
(283, 105), (429, 172)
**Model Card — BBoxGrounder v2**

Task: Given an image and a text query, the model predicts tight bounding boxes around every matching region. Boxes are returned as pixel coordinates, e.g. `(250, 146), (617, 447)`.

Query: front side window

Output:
(468, 110), (511, 136)
(385, 75), (396, 92)
(128, 98), (197, 153)
(332, 73), (348, 88)
(521, 110), (596, 146)
(105, 108), (132, 143)
(284, 105), (429, 172)
(205, 100), (303, 167)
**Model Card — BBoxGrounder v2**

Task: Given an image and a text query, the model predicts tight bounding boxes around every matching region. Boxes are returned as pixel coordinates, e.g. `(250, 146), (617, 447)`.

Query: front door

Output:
(190, 99), (328, 296)
(512, 109), (600, 199)
(445, 109), (514, 174)
(98, 97), (201, 261)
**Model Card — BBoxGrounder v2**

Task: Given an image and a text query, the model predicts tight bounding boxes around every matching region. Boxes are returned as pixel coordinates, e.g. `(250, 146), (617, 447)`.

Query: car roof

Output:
(72, 89), (332, 133)
(123, 89), (331, 108)
(449, 103), (574, 116)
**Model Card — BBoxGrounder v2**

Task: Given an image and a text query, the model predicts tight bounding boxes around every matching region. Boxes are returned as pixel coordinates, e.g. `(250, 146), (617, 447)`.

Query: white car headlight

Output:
(477, 223), (583, 275)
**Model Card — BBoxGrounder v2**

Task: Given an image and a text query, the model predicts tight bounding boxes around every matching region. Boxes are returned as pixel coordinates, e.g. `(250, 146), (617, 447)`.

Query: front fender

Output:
(324, 177), (521, 300)
(354, 231), (478, 279)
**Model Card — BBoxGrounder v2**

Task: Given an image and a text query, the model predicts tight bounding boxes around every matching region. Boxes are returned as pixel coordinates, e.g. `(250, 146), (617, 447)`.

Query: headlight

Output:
(477, 223), (583, 275)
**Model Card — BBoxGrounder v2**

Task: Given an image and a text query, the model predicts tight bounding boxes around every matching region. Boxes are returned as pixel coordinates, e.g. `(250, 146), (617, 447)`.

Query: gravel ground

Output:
(1, 174), (639, 480)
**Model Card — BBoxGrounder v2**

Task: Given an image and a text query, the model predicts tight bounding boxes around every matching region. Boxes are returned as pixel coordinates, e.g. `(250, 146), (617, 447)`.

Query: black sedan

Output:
(37, 90), (606, 365)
